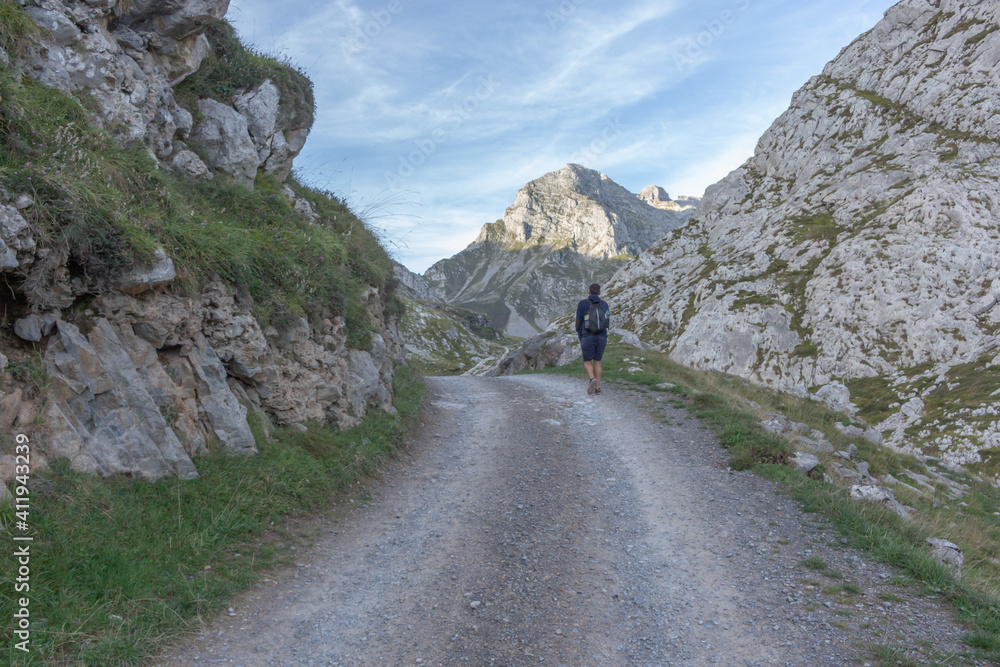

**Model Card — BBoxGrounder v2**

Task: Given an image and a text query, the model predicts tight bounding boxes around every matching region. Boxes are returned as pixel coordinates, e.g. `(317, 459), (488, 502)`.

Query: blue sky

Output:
(227, 0), (898, 273)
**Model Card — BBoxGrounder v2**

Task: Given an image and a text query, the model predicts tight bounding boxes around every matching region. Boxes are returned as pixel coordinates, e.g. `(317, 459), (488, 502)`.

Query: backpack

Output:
(584, 300), (609, 334)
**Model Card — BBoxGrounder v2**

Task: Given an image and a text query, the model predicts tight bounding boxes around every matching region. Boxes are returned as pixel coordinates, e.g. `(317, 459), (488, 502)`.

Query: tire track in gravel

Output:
(156, 374), (974, 666)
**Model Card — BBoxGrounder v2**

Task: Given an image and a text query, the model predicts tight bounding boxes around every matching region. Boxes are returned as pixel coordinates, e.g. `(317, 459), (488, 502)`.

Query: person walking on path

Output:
(576, 283), (611, 395)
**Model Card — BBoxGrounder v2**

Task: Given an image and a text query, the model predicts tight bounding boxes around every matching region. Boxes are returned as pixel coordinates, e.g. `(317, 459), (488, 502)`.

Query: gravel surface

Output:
(156, 374), (980, 666)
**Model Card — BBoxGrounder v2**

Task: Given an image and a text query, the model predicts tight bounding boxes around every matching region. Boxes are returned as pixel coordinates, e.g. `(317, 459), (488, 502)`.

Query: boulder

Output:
(490, 332), (581, 376)
(234, 80), (280, 161)
(0, 389), (22, 429)
(119, 248), (177, 294)
(263, 128), (310, 180)
(790, 452), (820, 474)
(849, 484), (911, 520)
(835, 422), (882, 445)
(814, 382), (856, 415)
(0, 205), (36, 271)
(615, 329), (648, 350)
(190, 99), (259, 187)
(25, 7), (82, 47)
(170, 149), (211, 178)
(926, 538), (964, 578)
(830, 462), (864, 484)
(349, 349), (381, 411)
(162, 33), (211, 84)
(184, 339), (257, 456)
(13, 316), (43, 342)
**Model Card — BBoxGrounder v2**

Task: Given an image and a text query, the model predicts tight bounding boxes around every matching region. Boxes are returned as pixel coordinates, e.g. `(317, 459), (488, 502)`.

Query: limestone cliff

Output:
(0, 1), (405, 483)
(423, 164), (697, 336)
(15, 0), (311, 184)
(608, 0), (1000, 467)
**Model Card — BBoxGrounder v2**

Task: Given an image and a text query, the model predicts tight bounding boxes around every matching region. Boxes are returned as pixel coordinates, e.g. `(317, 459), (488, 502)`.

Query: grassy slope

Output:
(0, 9), (399, 345)
(536, 337), (1000, 665)
(0, 4), (411, 663)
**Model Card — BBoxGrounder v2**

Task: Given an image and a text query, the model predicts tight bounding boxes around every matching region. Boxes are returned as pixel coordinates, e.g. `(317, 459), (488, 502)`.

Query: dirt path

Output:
(156, 375), (974, 666)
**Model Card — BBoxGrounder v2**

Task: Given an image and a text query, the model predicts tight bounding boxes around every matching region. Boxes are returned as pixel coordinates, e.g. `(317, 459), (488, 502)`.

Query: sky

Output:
(226, 0), (899, 273)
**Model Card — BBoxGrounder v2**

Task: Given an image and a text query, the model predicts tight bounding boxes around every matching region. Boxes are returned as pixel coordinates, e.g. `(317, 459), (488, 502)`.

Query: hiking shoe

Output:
(587, 378), (597, 395)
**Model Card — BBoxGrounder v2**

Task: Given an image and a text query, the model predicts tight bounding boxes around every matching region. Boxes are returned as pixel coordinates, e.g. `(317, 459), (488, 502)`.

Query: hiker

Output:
(576, 283), (610, 395)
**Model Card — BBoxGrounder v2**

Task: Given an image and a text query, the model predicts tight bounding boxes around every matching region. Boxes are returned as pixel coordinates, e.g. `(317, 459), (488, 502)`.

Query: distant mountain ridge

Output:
(422, 164), (698, 336)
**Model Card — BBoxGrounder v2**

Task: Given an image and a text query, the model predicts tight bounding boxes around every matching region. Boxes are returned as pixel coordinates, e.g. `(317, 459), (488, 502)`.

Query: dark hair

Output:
(589, 283), (600, 295)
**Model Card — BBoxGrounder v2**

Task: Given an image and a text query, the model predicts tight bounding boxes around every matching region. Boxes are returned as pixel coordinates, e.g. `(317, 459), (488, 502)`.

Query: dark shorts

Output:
(580, 333), (608, 362)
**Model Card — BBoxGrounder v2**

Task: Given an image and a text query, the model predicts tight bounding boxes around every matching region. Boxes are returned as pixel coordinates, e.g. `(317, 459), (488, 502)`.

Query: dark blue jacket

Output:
(576, 294), (610, 338)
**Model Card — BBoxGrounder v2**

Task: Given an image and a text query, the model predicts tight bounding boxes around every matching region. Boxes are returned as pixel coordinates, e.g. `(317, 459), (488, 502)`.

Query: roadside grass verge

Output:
(537, 337), (1000, 663)
(0, 367), (424, 666)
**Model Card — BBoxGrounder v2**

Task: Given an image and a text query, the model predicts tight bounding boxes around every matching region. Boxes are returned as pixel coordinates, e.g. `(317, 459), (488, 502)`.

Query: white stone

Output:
(926, 538), (964, 578)
(849, 485), (911, 520)
(119, 248), (176, 294)
(814, 382), (856, 416)
(790, 452), (820, 474)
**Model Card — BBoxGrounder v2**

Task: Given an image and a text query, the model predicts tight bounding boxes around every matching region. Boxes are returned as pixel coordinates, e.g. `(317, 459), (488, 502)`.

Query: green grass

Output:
(0, 367), (424, 666)
(0, 68), (395, 348)
(535, 341), (1000, 662)
(801, 555), (829, 571)
(867, 644), (920, 667)
(3, 354), (49, 400)
(173, 21), (314, 130)
(0, 0), (37, 57)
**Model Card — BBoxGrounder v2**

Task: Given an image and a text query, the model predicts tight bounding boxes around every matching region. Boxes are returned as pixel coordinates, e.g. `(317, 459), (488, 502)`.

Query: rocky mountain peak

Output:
(423, 165), (697, 336)
(473, 163), (694, 260)
(639, 185), (699, 212)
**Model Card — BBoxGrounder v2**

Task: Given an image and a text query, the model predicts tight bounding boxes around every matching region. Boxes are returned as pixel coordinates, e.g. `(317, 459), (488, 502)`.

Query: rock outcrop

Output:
(2, 274), (404, 480)
(17, 0), (310, 185)
(639, 185), (699, 212)
(424, 164), (697, 336)
(489, 332), (582, 377)
(0, 1), (402, 483)
(608, 0), (1000, 467)
(393, 261), (442, 302)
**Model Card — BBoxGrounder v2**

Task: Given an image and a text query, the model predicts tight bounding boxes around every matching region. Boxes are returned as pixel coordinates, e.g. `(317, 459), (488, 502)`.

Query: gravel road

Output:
(156, 374), (977, 666)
